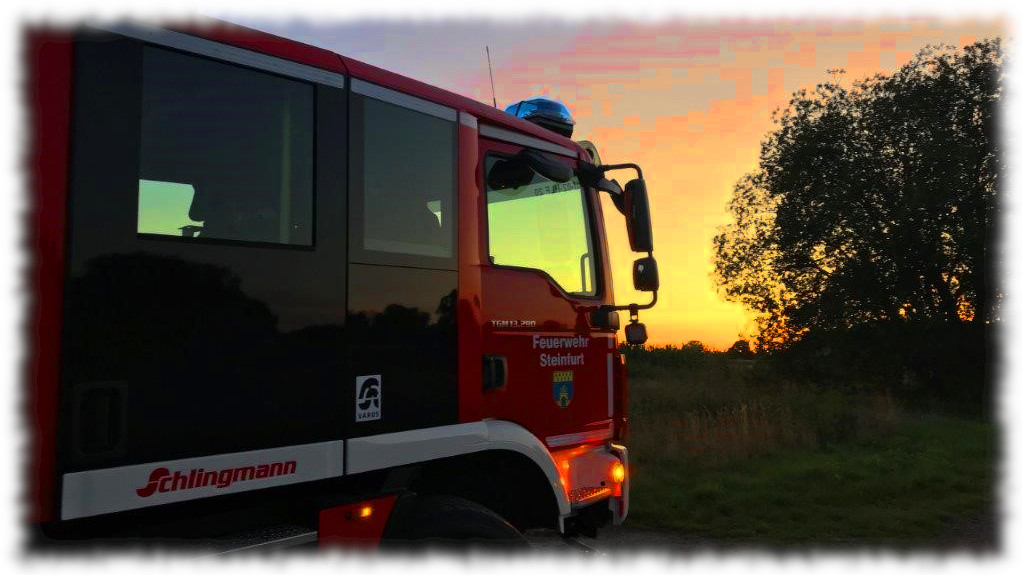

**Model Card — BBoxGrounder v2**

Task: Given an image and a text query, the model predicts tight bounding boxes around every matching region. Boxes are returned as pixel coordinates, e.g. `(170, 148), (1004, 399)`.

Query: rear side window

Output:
(485, 155), (597, 296)
(138, 46), (315, 246)
(350, 88), (457, 268)
(362, 98), (454, 259)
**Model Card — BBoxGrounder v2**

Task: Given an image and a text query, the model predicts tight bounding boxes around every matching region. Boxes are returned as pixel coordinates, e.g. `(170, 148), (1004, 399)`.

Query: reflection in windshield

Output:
(486, 158), (596, 296)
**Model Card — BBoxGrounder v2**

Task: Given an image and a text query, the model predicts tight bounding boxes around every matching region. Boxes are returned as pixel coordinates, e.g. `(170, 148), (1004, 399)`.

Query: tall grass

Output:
(629, 416), (995, 542)
(624, 348), (900, 470)
(621, 345), (993, 543)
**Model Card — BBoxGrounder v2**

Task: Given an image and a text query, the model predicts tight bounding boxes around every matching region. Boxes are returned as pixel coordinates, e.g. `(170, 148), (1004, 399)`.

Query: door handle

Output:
(483, 355), (508, 392)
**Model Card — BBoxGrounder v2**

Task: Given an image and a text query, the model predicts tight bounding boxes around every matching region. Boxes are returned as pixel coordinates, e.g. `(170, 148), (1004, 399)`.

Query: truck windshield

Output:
(485, 155), (597, 296)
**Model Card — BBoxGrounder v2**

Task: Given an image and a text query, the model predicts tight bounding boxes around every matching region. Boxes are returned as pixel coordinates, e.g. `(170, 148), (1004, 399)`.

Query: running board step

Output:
(203, 524), (318, 555)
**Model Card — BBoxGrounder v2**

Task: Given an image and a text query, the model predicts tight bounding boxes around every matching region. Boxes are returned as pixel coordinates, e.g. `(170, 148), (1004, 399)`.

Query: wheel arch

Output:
(346, 420), (569, 530)
(405, 448), (561, 531)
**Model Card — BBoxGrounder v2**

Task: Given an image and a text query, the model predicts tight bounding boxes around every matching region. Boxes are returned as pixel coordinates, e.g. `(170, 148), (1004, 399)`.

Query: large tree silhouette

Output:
(713, 39), (1003, 351)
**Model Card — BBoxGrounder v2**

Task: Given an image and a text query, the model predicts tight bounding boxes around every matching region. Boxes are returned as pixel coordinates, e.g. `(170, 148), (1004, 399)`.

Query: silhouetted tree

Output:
(681, 340), (706, 353)
(713, 39), (1003, 350)
(726, 339), (753, 358)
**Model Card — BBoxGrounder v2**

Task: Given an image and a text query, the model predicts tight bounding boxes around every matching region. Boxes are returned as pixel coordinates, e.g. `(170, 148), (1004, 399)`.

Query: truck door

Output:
(477, 137), (617, 446)
(344, 80), (460, 438)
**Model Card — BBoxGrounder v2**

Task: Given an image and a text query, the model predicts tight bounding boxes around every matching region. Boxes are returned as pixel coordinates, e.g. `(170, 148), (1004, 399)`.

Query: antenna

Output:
(486, 45), (498, 108)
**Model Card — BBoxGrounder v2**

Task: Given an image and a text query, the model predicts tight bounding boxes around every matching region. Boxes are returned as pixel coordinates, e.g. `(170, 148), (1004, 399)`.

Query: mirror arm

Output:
(598, 162), (644, 180)
(579, 162), (645, 218)
(578, 162), (624, 195)
(578, 163), (643, 192)
(596, 289), (658, 316)
(598, 178), (624, 196)
(631, 290), (658, 313)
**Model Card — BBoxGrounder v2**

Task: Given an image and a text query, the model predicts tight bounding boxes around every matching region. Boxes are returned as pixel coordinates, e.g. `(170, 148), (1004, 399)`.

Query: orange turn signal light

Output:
(611, 461), (625, 483)
(359, 505), (373, 519)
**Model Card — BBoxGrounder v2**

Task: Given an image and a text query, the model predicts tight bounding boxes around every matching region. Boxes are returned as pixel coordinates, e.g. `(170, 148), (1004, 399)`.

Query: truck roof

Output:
(165, 18), (585, 157)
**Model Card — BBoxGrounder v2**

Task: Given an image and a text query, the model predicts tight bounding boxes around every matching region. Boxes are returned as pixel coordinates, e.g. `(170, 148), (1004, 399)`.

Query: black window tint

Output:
(139, 46), (314, 246)
(360, 97), (455, 259)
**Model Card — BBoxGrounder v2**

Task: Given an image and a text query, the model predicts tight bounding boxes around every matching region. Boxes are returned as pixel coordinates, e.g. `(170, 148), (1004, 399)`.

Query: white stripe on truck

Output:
(61, 440), (344, 520)
(61, 421), (574, 522)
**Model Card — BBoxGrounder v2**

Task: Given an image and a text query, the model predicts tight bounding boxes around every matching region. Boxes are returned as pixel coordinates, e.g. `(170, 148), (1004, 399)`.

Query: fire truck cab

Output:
(26, 20), (659, 549)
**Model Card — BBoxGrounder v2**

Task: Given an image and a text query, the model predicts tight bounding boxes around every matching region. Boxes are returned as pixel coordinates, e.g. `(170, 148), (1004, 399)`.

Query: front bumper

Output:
(552, 442), (629, 529)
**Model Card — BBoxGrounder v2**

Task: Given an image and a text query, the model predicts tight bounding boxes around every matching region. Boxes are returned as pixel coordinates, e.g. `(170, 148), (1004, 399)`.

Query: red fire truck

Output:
(25, 19), (659, 549)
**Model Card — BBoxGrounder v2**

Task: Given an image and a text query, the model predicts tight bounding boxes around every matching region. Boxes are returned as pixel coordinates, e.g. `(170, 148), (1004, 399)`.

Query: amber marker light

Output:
(359, 505), (373, 519)
(611, 461), (625, 483)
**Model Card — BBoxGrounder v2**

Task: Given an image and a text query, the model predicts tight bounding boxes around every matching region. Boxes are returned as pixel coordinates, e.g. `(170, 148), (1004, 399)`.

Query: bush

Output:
(762, 321), (990, 415)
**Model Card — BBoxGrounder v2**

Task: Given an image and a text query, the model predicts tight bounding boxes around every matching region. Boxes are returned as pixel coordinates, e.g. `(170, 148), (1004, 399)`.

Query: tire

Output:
(380, 494), (528, 550)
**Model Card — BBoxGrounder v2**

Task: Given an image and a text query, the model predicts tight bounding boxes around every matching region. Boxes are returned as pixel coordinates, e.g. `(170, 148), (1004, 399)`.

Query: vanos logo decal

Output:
(355, 375), (382, 422)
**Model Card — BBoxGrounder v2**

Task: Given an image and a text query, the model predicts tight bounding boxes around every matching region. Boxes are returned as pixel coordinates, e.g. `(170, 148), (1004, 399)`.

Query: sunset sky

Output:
(233, 16), (1005, 349)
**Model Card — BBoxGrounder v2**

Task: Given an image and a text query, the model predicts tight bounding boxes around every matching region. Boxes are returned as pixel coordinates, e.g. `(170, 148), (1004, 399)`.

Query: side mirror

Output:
(519, 149), (572, 183)
(632, 256), (659, 292)
(624, 179), (653, 252)
(625, 322), (648, 345)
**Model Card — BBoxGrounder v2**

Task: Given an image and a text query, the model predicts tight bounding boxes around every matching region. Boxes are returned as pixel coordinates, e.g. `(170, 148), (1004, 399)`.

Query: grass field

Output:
(622, 349), (997, 545)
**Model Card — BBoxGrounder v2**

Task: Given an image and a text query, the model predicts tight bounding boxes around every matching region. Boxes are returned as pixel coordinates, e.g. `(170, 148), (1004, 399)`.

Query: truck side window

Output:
(138, 46), (314, 246)
(354, 96), (456, 261)
(485, 155), (597, 296)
